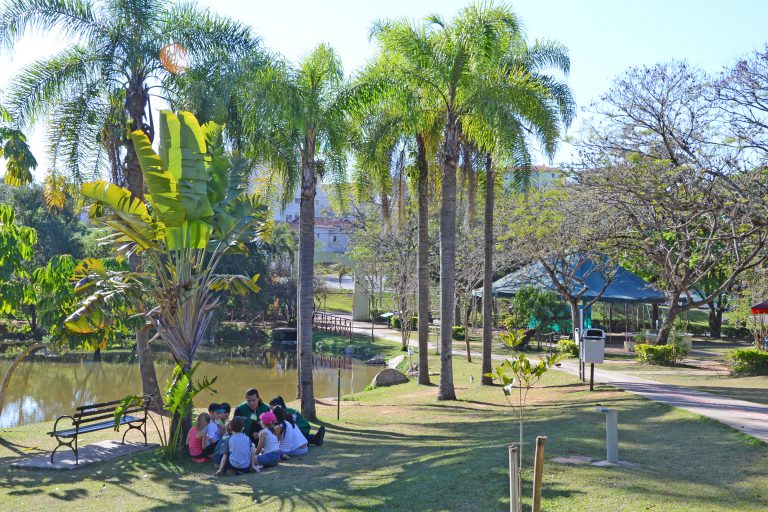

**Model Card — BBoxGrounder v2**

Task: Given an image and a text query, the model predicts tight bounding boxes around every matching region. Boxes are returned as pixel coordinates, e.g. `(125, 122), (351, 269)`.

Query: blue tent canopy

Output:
(473, 258), (667, 304)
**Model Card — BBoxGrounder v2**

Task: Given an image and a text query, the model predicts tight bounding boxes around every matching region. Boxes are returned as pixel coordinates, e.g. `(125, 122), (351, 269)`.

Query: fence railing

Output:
(312, 311), (353, 342)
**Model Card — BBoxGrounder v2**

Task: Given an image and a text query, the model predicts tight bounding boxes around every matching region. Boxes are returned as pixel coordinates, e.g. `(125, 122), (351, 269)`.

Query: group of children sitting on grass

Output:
(186, 388), (326, 476)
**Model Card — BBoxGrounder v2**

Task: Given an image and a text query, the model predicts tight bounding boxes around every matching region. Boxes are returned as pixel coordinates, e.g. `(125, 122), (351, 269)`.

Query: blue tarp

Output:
(473, 257), (667, 304)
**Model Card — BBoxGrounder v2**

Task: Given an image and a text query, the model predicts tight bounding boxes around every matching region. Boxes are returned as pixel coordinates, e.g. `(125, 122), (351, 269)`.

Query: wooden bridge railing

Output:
(312, 312), (353, 343)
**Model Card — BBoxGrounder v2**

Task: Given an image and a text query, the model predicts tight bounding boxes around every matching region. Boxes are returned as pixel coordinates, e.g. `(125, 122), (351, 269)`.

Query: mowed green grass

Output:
(1, 355), (766, 511)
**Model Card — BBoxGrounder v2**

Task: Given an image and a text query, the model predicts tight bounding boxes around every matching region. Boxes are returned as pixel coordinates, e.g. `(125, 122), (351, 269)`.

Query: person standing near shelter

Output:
(234, 388), (270, 442)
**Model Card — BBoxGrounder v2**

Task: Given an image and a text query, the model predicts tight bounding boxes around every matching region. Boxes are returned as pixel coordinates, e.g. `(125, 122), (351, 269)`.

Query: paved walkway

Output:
(344, 318), (768, 443)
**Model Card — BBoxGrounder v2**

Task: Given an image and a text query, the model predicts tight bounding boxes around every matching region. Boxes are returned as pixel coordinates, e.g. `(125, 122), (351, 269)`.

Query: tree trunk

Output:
(416, 135), (431, 385)
(438, 112), (458, 401)
(136, 325), (162, 411)
(297, 146), (317, 420)
(380, 191), (391, 230)
(708, 302), (724, 339)
(481, 153), (494, 385)
(464, 146), (476, 227)
(123, 77), (163, 408)
(463, 298), (472, 362)
(657, 297), (681, 345)
(0, 343), (45, 414)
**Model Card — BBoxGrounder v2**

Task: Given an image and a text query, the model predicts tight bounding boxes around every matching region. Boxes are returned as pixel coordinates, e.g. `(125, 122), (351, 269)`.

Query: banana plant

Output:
(66, 110), (271, 369)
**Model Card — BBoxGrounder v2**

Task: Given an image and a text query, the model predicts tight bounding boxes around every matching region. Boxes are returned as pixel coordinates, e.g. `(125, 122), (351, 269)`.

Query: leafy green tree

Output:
(0, 0), (263, 404)
(244, 45), (349, 420)
(66, 111), (270, 406)
(0, 104), (36, 186)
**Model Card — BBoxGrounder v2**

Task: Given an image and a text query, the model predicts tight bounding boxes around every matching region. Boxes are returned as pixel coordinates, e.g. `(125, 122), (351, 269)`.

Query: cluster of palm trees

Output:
(0, 0), (574, 418)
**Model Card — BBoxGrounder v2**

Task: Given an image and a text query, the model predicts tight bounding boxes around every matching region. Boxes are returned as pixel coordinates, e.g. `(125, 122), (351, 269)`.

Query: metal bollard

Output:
(595, 407), (619, 464)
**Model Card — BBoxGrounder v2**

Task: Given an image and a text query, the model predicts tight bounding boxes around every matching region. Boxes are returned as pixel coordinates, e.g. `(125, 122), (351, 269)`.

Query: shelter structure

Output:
(474, 258), (667, 340)
(474, 259), (666, 303)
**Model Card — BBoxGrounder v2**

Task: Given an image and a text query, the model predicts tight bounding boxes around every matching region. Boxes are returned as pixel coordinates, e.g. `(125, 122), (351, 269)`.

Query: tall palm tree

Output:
(244, 45), (349, 420)
(373, 3), (556, 400)
(351, 54), (442, 385)
(0, 0), (262, 405)
(472, 37), (575, 385)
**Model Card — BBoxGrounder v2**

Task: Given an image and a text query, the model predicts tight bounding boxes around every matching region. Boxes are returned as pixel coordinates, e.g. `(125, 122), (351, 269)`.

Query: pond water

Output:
(0, 354), (381, 428)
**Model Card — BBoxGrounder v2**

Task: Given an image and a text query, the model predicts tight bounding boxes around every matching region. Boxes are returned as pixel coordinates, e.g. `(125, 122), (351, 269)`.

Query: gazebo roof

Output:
(474, 258), (667, 304)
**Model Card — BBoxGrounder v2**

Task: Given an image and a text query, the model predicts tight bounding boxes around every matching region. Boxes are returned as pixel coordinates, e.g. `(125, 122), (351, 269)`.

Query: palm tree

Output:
(473, 37), (575, 385)
(351, 54), (442, 385)
(373, 3), (542, 400)
(0, 0), (261, 404)
(243, 45), (349, 420)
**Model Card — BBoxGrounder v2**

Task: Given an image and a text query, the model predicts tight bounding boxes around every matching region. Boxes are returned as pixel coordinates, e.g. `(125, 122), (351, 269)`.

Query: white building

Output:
(273, 184), (332, 223)
(287, 216), (352, 254)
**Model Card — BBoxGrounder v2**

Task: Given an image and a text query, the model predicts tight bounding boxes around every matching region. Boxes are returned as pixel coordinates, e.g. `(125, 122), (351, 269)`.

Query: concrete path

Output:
(347, 319), (768, 443)
(12, 440), (158, 470)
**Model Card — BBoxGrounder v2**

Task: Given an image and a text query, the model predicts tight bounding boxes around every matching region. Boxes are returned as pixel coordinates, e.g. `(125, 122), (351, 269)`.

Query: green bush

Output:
(727, 348), (768, 375)
(452, 326), (465, 340)
(391, 316), (418, 330)
(212, 321), (251, 343)
(722, 326), (750, 338)
(556, 338), (578, 357)
(687, 323), (709, 336)
(635, 342), (688, 365)
(633, 332), (646, 343)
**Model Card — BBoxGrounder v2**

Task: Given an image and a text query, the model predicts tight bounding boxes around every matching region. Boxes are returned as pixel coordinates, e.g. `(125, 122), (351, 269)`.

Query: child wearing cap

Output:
(254, 411), (281, 469)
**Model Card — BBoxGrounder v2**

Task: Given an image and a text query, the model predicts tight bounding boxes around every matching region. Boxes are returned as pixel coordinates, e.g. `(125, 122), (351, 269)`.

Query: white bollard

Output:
(595, 406), (619, 464)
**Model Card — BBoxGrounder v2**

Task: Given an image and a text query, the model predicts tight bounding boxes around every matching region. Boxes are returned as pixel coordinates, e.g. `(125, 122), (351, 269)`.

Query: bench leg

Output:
(122, 422), (148, 446)
(50, 437), (77, 464)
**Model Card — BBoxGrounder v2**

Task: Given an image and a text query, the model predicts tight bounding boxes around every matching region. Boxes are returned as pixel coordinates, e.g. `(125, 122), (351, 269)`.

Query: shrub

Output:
(722, 326), (751, 338)
(391, 316), (418, 330)
(728, 348), (768, 375)
(687, 323), (709, 336)
(635, 342), (688, 365)
(452, 326), (465, 340)
(212, 321), (251, 343)
(633, 332), (646, 343)
(556, 338), (578, 357)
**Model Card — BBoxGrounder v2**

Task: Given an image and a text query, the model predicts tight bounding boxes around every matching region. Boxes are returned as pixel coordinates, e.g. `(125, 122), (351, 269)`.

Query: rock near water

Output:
(371, 368), (409, 387)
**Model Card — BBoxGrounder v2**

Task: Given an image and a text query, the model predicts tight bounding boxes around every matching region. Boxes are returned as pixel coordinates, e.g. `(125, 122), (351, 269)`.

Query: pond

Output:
(0, 354), (382, 428)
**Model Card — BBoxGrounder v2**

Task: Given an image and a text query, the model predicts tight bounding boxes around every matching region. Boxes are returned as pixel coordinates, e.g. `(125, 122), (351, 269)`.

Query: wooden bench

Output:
(47, 396), (151, 464)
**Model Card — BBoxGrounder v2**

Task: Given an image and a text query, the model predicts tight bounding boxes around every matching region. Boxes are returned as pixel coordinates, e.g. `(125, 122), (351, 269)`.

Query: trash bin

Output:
(582, 328), (606, 364)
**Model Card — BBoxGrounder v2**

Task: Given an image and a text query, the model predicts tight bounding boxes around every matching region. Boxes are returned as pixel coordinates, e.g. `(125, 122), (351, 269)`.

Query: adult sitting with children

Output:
(186, 388), (326, 476)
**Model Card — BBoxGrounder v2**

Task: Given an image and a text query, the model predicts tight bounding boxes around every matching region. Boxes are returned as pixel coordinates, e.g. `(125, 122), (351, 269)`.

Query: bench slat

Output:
(75, 399), (126, 410)
(76, 405), (144, 420)
(48, 415), (141, 437)
(76, 411), (138, 425)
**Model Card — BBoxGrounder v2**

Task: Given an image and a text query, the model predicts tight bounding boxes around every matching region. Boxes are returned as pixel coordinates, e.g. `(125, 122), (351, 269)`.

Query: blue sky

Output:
(2, 0), (767, 178)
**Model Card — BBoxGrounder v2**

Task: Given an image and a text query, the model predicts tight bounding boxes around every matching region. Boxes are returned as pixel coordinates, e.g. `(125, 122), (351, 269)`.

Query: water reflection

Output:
(0, 354), (379, 428)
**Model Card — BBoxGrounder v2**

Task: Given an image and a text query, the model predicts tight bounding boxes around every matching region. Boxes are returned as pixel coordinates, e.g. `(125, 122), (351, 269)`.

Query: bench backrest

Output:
(74, 396), (150, 428)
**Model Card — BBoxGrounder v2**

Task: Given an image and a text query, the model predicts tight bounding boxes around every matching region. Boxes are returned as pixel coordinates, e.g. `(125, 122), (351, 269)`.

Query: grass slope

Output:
(1, 355), (766, 511)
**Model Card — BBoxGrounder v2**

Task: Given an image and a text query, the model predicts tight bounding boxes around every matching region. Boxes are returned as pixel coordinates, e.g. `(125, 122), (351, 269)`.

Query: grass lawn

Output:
(2, 354), (767, 511)
(313, 331), (403, 359)
(316, 291), (353, 313)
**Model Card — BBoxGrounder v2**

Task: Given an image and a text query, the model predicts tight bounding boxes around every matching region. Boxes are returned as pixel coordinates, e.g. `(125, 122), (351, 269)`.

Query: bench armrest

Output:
(48, 415), (76, 436)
